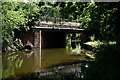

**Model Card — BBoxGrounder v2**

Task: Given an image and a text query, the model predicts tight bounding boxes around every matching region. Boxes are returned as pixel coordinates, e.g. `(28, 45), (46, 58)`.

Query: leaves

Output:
(2, 2), (119, 51)
(2, 2), (39, 51)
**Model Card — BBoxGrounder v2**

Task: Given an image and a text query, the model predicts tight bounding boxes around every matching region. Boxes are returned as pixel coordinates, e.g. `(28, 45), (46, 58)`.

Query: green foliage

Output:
(66, 33), (72, 48)
(63, 2), (119, 45)
(2, 2), (119, 51)
(2, 2), (39, 51)
(59, 2), (119, 42)
(83, 44), (120, 80)
(66, 33), (81, 49)
(78, 2), (118, 41)
(2, 52), (24, 78)
(39, 2), (61, 18)
(59, 2), (85, 20)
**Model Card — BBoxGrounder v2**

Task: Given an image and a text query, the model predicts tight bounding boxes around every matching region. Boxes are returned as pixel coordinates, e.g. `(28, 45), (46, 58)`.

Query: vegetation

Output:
(1, 1), (120, 80)
(2, 2), (39, 51)
(82, 44), (120, 80)
(2, 2), (119, 51)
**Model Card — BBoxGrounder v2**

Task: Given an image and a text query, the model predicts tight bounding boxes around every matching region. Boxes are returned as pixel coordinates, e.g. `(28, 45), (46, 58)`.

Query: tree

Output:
(78, 2), (119, 42)
(2, 2), (39, 51)
(60, 2), (119, 44)
(2, 2), (119, 51)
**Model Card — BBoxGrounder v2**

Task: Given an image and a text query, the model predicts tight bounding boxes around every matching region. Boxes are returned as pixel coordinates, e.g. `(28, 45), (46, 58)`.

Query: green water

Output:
(2, 48), (92, 78)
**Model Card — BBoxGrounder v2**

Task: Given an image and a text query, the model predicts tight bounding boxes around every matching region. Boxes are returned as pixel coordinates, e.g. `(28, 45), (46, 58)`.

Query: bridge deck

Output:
(31, 19), (89, 33)
(31, 26), (89, 33)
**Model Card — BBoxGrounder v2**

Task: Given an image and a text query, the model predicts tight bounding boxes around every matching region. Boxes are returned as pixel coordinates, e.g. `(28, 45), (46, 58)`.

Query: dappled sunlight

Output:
(2, 1), (119, 80)
(2, 48), (94, 79)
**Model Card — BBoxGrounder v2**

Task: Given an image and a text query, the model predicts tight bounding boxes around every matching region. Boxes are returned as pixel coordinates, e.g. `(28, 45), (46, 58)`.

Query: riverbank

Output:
(9, 62), (92, 80)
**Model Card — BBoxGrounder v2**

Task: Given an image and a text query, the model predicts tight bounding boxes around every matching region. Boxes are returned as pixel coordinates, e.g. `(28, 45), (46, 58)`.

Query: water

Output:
(2, 48), (93, 79)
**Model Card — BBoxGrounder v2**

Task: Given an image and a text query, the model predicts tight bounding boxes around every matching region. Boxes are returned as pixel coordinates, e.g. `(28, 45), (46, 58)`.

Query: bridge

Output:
(31, 16), (89, 33)
(22, 16), (94, 49)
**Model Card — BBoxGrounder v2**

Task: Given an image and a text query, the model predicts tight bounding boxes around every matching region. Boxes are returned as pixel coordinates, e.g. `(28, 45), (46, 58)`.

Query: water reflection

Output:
(2, 48), (93, 79)
(2, 50), (42, 78)
(15, 50), (41, 75)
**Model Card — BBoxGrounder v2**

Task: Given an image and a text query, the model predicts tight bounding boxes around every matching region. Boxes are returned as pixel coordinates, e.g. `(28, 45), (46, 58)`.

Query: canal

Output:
(2, 48), (94, 79)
